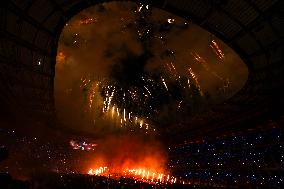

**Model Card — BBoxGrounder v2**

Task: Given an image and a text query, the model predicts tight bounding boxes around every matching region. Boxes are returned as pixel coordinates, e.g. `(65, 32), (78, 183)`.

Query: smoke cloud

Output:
(84, 134), (168, 174)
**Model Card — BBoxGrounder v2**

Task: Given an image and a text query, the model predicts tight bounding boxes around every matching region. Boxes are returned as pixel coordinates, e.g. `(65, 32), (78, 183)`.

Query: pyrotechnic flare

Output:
(88, 167), (180, 184)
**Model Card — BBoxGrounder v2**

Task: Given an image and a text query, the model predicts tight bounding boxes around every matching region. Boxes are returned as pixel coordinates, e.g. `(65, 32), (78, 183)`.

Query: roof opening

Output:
(55, 2), (248, 135)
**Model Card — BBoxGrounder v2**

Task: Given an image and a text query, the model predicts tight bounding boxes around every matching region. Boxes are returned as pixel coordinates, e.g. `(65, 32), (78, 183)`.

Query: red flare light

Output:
(87, 166), (186, 184)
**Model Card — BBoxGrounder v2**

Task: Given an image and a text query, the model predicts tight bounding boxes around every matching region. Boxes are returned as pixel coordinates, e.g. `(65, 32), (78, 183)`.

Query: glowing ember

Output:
(56, 52), (65, 62)
(79, 17), (97, 25)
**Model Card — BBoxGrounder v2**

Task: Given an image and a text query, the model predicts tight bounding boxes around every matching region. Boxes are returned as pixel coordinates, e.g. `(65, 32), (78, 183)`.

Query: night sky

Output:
(55, 2), (248, 135)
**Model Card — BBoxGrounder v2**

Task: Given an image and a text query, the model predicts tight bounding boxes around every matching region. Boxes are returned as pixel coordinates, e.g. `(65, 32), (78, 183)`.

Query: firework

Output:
(191, 51), (210, 71)
(210, 39), (225, 60)
(188, 68), (203, 96)
(191, 51), (224, 81)
(84, 76), (156, 132)
(161, 77), (169, 91)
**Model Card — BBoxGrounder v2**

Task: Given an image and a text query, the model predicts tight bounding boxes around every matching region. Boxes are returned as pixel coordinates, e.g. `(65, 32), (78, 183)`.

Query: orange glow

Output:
(88, 166), (107, 175)
(87, 166), (183, 184)
(56, 52), (66, 63)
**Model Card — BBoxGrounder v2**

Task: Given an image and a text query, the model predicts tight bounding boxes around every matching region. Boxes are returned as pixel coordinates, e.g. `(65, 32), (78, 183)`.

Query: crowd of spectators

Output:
(168, 120), (283, 188)
(1, 172), (213, 189)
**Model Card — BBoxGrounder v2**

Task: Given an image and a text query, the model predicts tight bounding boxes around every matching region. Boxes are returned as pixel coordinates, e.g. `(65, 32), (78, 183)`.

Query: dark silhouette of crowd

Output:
(0, 146), (30, 189)
(29, 173), (197, 189)
(0, 170), (200, 189)
(168, 120), (284, 189)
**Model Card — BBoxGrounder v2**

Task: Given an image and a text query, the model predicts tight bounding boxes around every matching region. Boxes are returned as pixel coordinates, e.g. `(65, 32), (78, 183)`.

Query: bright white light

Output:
(167, 18), (175, 24)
